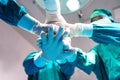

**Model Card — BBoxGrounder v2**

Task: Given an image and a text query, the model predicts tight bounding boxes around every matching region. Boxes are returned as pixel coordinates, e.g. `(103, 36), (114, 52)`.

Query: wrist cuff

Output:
(70, 23), (93, 37)
(34, 51), (48, 68)
(57, 58), (67, 64)
(80, 24), (93, 37)
(17, 14), (39, 31)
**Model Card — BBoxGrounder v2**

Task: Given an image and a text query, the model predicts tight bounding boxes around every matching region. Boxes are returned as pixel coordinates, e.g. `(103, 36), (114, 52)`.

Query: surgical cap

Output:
(90, 8), (114, 22)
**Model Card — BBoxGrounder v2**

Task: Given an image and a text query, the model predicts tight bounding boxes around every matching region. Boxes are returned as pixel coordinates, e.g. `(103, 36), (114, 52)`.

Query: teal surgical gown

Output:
(91, 23), (120, 46)
(23, 44), (120, 80)
(23, 52), (74, 80)
(70, 44), (120, 80)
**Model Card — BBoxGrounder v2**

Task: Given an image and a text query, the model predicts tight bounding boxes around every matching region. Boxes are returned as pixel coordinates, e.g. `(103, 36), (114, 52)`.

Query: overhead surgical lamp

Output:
(35, 0), (92, 14)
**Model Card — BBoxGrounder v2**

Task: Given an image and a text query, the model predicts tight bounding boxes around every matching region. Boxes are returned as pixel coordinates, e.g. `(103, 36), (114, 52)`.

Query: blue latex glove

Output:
(32, 23), (57, 36)
(37, 26), (76, 61)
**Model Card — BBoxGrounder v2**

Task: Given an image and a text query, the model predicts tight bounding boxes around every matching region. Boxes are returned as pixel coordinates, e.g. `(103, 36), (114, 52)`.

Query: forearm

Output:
(17, 14), (42, 33)
(0, 0), (49, 37)
(69, 23), (93, 37)
(57, 48), (95, 75)
(90, 23), (120, 45)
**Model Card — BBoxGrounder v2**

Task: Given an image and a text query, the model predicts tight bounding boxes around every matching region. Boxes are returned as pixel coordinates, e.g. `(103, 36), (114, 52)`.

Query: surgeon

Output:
(72, 9), (120, 80)
(23, 8), (120, 80)
(59, 8), (120, 80)
(71, 8), (120, 80)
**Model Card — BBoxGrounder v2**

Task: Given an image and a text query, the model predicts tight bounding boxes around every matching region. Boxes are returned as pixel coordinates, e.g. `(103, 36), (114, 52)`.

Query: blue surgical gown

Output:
(91, 23), (120, 46)
(23, 52), (75, 80)
(23, 44), (120, 80)
(0, 0), (27, 26)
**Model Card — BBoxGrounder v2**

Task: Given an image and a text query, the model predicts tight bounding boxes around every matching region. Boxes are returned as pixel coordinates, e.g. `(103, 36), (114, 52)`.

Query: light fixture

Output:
(35, 0), (92, 14)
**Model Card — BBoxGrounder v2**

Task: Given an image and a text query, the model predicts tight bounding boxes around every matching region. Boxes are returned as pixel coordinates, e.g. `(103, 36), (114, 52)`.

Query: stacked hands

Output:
(34, 13), (79, 62)
(36, 26), (77, 62)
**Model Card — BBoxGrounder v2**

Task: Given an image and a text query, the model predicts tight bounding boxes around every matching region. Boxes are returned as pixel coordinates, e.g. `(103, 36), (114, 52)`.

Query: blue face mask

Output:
(91, 17), (112, 25)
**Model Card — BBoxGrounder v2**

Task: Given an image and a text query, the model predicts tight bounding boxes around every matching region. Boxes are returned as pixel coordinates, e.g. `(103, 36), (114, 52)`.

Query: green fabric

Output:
(98, 44), (120, 79)
(90, 9), (114, 22)
(23, 52), (68, 80)
(75, 44), (120, 80)
(90, 11), (108, 18)
(37, 61), (67, 80)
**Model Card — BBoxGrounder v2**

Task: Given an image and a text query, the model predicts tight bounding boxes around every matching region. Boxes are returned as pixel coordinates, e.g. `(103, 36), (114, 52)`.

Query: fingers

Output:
(61, 31), (71, 50)
(41, 32), (47, 46)
(63, 37), (72, 50)
(37, 24), (70, 51)
(48, 27), (54, 44)
(54, 27), (64, 44)
(36, 38), (42, 48)
(61, 31), (69, 39)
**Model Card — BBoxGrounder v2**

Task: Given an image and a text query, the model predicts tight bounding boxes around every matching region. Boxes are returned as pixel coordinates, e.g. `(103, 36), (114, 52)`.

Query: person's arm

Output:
(66, 22), (120, 46)
(72, 48), (97, 74)
(58, 47), (97, 78)
(65, 23), (93, 38)
(0, 0), (38, 33)
(90, 23), (120, 46)
(0, 0), (60, 37)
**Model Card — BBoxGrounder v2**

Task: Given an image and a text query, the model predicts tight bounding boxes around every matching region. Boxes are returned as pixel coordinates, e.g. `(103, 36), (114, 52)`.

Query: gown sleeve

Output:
(91, 23), (120, 46)
(23, 52), (43, 75)
(0, 0), (27, 26)
(71, 48), (97, 74)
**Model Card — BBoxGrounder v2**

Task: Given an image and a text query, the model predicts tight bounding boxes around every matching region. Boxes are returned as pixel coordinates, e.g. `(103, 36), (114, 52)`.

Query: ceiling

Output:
(80, 0), (120, 22)
(17, 0), (120, 22)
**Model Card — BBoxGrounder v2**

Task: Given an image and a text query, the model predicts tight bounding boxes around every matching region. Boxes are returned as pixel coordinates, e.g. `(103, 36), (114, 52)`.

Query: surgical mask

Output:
(91, 17), (112, 25)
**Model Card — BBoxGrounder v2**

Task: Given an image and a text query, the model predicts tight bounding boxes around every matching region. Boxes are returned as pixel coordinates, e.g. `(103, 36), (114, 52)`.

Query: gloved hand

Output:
(55, 22), (93, 38)
(37, 26), (76, 61)
(32, 22), (59, 37)
(44, 12), (70, 36)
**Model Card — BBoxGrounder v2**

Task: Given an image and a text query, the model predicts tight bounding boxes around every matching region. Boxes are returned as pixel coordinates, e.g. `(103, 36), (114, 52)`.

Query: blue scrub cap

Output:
(90, 8), (114, 22)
